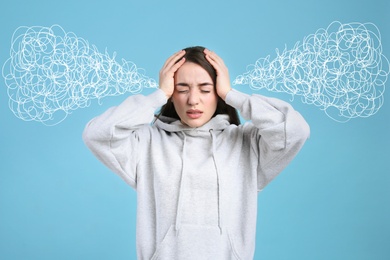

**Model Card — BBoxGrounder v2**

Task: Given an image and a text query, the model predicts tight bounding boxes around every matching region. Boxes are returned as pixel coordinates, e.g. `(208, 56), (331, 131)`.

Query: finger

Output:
(205, 53), (225, 74)
(160, 54), (185, 78)
(204, 49), (224, 63)
(164, 50), (185, 65)
(204, 50), (226, 71)
(162, 50), (186, 69)
(169, 56), (186, 74)
(162, 55), (186, 76)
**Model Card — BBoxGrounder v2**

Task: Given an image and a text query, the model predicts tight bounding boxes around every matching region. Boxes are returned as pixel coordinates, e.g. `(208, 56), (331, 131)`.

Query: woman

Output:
(83, 46), (310, 259)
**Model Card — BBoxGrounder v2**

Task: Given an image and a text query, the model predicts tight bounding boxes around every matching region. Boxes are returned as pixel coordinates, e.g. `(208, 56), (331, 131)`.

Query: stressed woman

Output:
(83, 46), (310, 259)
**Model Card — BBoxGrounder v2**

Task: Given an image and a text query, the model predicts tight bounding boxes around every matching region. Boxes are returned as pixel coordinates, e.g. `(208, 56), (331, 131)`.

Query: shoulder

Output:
(221, 122), (259, 143)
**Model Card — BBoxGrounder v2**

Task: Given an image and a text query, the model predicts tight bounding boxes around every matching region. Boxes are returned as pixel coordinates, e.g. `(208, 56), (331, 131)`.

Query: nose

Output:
(187, 89), (199, 106)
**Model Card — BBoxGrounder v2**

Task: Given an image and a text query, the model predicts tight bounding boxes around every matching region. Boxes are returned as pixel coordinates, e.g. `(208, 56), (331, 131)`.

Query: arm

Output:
(83, 50), (186, 188)
(82, 89), (167, 188)
(205, 49), (309, 190)
(226, 89), (310, 190)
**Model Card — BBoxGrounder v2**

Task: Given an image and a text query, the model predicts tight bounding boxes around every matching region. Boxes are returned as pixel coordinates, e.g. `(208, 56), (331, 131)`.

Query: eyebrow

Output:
(175, 82), (214, 87)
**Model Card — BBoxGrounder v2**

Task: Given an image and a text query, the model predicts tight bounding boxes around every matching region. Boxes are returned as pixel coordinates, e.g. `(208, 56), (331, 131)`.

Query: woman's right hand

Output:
(159, 50), (186, 99)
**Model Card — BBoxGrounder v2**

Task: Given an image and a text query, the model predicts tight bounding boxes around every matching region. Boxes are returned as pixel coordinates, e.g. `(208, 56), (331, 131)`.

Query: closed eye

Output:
(175, 83), (189, 94)
(177, 90), (189, 93)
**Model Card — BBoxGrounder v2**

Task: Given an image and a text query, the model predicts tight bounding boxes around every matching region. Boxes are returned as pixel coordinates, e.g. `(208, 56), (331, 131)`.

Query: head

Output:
(157, 46), (240, 127)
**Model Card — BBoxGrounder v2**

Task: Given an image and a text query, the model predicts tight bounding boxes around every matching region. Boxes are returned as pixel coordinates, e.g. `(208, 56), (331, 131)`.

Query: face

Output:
(172, 62), (218, 128)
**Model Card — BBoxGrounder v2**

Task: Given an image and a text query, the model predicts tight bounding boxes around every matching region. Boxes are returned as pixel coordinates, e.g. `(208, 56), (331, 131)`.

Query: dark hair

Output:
(156, 46), (240, 125)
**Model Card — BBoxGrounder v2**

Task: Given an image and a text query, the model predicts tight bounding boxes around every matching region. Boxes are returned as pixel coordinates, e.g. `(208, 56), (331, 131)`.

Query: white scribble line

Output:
(233, 21), (389, 122)
(2, 25), (157, 126)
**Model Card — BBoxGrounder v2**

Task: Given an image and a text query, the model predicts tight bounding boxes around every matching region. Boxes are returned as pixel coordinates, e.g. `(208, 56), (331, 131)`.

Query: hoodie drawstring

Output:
(210, 129), (223, 234)
(175, 132), (187, 233)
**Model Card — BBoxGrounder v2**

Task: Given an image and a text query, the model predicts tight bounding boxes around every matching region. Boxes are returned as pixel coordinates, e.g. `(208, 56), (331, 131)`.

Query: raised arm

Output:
(83, 50), (186, 188)
(82, 89), (167, 188)
(205, 48), (310, 190)
(226, 90), (310, 190)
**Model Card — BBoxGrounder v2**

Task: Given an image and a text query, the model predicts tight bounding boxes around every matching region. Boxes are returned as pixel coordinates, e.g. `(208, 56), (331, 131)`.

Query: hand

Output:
(204, 49), (232, 100)
(159, 50), (186, 99)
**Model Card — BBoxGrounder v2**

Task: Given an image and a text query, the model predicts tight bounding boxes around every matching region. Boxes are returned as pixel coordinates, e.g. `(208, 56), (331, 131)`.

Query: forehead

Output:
(175, 62), (212, 82)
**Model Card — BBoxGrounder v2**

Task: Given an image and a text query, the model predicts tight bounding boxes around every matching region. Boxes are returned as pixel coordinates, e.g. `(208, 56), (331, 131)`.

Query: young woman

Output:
(83, 46), (310, 259)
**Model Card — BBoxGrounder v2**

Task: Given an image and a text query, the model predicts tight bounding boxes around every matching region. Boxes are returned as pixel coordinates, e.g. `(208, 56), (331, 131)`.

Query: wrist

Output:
(219, 88), (232, 101)
(159, 87), (172, 99)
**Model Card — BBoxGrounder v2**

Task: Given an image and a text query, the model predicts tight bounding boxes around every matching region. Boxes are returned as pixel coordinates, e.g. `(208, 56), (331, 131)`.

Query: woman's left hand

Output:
(204, 49), (232, 100)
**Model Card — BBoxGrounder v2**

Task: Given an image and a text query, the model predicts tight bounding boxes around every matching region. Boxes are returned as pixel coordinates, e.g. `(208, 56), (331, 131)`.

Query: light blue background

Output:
(1, 0), (389, 259)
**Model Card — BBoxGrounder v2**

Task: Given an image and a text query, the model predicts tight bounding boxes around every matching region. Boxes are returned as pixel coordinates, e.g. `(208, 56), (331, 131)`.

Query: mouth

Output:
(186, 109), (203, 119)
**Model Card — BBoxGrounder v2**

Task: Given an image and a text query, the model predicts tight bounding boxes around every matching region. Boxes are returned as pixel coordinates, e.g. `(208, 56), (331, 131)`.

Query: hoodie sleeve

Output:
(82, 89), (168, 189)
(225, 89), (310, 191)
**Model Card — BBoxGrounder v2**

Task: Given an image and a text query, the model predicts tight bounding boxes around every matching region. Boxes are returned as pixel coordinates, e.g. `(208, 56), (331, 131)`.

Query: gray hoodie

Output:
(83, 89), (310, 260)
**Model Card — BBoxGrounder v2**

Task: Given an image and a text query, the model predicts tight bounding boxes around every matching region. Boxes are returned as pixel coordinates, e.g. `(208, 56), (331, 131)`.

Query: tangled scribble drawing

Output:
(234, 21), (389, 122)
(2, 25), (157, 125)
(2, 21), (389, 125)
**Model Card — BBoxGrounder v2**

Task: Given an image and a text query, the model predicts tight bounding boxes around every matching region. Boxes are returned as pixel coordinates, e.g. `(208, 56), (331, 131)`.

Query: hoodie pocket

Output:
(151, 224), (242, 260)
